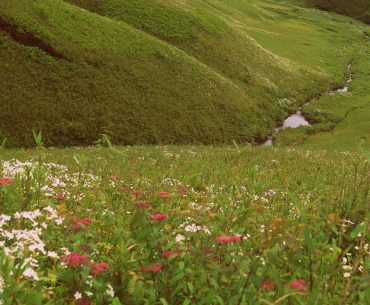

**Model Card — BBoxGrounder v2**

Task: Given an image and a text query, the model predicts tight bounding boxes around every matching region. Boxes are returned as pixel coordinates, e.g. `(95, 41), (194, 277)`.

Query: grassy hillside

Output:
(305, 0), (370, 24)
(0, 0), (367, 147)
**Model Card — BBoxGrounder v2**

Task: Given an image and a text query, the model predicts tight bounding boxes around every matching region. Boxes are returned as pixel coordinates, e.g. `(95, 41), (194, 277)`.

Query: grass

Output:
(0, 0), (369, 147)
(304, 0), (370, 24)
(0, 144), (369, 304)
(274, 40), (370, 150)
(1, 1), (369, 304)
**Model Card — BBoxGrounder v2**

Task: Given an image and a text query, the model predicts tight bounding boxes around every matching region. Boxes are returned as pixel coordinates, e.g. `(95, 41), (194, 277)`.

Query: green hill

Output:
(0, 0), (368, 147)
(305, 0), (370, 24)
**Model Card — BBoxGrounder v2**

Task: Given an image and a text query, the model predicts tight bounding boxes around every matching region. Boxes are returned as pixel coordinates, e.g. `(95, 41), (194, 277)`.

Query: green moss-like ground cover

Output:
(1, 0), (368, 147)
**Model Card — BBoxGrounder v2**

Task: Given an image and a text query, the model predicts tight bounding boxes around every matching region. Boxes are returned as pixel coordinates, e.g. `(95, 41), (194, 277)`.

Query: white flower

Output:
(184, 224), (199, 233)
(47, 251), (58, 258)
(74, 291), (82, 300)
(106, 284), (115, 298)
(343, 272), (351, 278)
(23, 268), (39, 281)
(175, 234), (185, 242)
(0, 276), (5, 294)
(343, 265), (352, 271)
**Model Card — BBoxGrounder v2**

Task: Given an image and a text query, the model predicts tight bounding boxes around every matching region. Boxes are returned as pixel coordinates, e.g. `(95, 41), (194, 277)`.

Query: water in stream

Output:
(264, 64), (352, 146)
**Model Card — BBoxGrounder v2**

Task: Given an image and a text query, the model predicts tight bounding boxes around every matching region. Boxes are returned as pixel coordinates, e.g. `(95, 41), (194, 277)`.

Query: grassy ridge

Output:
(0, 0), (367, 147)
(0, 0), (273, 147)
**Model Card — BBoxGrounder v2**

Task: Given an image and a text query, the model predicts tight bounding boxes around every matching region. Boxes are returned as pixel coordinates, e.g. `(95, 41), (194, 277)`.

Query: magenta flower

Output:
(215, 235), (241, 243)
(159, 192), (169, 199)
(61, 252), (89, 268)
(290, 279), (307, 291)
(161, 249), (182, 259)
(140, 263), (162, 273)
(151, 213), (168, 221)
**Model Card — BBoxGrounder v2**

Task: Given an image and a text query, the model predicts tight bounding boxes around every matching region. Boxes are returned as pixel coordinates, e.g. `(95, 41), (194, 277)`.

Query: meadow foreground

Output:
(0, 145), (369, 304)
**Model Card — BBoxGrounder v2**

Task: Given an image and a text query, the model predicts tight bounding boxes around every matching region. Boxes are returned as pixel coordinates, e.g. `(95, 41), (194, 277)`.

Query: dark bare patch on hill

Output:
(0, 17), (64, 59)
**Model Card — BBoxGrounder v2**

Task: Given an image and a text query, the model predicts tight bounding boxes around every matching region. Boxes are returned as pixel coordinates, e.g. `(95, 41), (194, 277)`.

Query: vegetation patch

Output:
(0, 17), (64, 60)
(2, 0), (368, 147)
(0, 144), (369, 304)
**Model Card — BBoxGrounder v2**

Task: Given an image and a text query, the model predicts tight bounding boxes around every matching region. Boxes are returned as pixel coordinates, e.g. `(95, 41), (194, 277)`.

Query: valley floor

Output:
(274, 40), (370, 150)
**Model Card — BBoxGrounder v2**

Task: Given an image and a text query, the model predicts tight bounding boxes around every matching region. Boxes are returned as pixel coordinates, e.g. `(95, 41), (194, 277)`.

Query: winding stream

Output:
(264, 64), (352, 146)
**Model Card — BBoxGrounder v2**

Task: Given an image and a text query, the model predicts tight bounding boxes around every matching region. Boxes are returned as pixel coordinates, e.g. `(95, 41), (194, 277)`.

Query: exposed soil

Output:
(0, 17), (64, 60)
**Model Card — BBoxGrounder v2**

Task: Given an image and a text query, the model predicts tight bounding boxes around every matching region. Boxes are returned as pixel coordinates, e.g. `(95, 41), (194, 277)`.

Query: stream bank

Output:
(264, 64), (353, 146)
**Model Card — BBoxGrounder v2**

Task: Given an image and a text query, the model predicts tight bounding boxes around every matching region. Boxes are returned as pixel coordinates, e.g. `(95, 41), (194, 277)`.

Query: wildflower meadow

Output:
(0, 141), (369, 304)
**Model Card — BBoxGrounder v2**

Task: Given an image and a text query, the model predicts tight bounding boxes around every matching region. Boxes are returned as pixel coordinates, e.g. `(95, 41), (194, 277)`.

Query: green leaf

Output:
(183, 299), (192, 305)
(160, 298), (169, 305)
(350, 221), (366, 239)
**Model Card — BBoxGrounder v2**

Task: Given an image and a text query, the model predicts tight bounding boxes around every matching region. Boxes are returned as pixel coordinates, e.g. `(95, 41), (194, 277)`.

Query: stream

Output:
(264, 64), (352, 146)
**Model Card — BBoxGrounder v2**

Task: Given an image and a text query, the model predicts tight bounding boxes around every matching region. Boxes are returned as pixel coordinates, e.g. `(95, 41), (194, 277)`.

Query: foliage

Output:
(0, 145), (369, 304)
(0, 0), (368, 147)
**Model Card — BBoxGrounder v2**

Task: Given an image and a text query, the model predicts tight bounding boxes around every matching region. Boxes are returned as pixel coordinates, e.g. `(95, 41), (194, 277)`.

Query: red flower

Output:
(178, 185), (188, 196)
(78, 243), (91, 252)
(215, 235), (241, 243)
(159, 192), (169, 199)
(151, 213), (168, 221)
(132, 189), (141, 195)
(56, 194), (66, 201)
(61, 252), (89, 268)
(0, 177), (14, 187)
(261, 280), (278, 290)
(90, 262), (110, 276)
(78, 218), (91, 226)
(76, 298), (91, 305)
(161, 249), (182, 259)
(136, 201), (151, 209)
(140, 263), (162, 273)
(290, 279), (307, 291)
(68, 217), (91, 232)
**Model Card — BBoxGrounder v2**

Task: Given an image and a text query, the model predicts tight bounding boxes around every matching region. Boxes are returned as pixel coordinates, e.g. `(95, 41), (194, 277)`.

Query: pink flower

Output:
(151, 213), (168, 221)
(140, 263), (162, 273)
(161, 249), (182, 259)
(132, 189), (141, 195)
(261, 280), (278, 290)
(0, 177), (14, 187)
(159, 192), (169, 199)
(215, 235), (241, 243)
(90, 262), (110, 276)
(61, 252), (89, 268)
(136, 201), (151, 209)
(290, 279), (307, 291)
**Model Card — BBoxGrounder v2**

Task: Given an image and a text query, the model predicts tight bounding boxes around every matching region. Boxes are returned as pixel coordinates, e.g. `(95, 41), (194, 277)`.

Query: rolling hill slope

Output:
(0, 0), (368, 147)
(305, 0), (370, 24)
